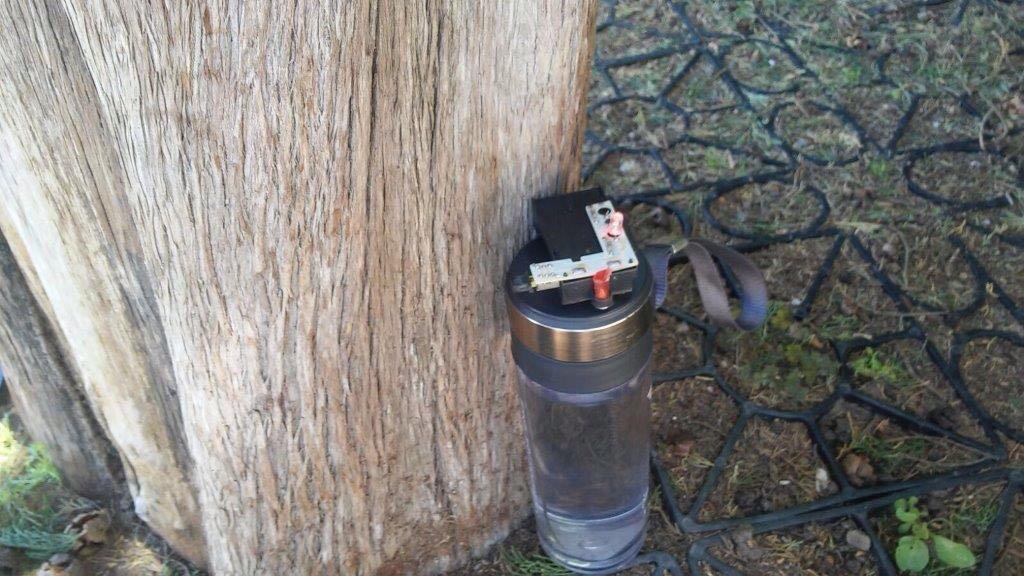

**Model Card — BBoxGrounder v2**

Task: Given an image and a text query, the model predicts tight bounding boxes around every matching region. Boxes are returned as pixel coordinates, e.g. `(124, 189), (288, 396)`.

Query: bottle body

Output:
(505, 234), (655, 573)
(516, 358), (651, 574)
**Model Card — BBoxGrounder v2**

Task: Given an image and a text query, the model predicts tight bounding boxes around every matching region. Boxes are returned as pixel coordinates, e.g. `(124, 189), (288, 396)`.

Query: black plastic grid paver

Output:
(583, 0), (1024, 573)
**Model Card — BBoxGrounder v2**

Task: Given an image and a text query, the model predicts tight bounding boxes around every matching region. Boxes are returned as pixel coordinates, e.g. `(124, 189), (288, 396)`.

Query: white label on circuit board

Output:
(528, 200), (639, 291)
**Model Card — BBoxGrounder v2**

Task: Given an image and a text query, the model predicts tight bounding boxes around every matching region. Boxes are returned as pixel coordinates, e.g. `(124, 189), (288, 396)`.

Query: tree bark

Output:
(0, 234), (123, 500)
(0, 0), (596, 573)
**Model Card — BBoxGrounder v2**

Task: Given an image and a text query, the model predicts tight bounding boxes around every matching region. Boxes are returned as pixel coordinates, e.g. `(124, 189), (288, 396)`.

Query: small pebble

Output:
(815, 468), (831, 493)
(846, 529), (872, 551)
(47, 554), (73, 568)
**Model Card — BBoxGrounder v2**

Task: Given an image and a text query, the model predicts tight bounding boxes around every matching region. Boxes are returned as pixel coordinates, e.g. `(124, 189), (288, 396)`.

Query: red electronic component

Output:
(593, 267), (612, 301)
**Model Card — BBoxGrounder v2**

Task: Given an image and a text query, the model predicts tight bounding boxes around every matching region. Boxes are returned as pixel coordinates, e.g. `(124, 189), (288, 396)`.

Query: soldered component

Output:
(523, 190), (640, 306)
(528, 199), (638, 291)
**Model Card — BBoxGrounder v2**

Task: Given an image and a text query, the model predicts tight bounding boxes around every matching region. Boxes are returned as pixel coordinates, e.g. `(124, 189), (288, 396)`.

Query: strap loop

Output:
(644, 238), (768, 331)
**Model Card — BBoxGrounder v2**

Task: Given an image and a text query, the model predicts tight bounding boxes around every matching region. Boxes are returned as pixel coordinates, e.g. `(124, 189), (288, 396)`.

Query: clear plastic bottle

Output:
(516, 361), (651, 574)
(505, 189), (766, 573)
(506, 229), (655, 574)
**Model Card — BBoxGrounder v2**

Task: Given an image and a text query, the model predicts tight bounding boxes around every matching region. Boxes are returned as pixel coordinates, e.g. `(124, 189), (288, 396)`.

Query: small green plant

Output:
(765, 301), (790, 335)
(868, 157), (890, 179)
(739, 303), (838, 403)
(849, 347), (910, 387)
(501, 548), (572, 576)
(841, 64), (864, 85)
(890, 497), (976, 573)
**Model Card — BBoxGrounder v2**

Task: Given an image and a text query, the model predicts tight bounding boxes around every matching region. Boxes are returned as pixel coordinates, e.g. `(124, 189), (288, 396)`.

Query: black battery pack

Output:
(532, 188), (607, 261)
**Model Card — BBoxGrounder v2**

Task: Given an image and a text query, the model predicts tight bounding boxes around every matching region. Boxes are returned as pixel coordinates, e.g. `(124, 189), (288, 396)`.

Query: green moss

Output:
(735, 304), (839, 404)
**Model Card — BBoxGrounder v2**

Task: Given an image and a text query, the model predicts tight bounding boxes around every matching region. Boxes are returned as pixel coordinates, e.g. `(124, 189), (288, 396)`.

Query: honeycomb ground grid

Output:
(583, 0), (1023, 574)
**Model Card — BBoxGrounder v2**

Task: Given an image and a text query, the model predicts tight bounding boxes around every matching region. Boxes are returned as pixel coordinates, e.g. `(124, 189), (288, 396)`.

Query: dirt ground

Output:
(461, 0), (1024, 574)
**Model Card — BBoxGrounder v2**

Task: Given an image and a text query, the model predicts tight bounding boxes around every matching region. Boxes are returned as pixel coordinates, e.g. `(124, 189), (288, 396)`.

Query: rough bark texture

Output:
(0, 234), (123, 500)
(0, 1), (596, 573)
(0, 0), (206, 563)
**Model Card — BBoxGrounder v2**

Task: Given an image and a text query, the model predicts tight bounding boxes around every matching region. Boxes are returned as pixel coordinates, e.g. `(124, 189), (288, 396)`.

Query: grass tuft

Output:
(0, 415), (77, 560)
(500, 547), (572, 576)
(847, 434), (927, 473)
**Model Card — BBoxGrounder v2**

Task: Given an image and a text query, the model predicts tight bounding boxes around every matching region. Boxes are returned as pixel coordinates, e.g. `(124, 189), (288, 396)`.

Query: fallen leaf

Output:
(843, 453), (877, 486)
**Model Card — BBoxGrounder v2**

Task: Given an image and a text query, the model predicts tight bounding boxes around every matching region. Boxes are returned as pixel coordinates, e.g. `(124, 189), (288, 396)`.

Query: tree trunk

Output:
(0, 0), (596, 573)
(0, 234), (124, 500)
